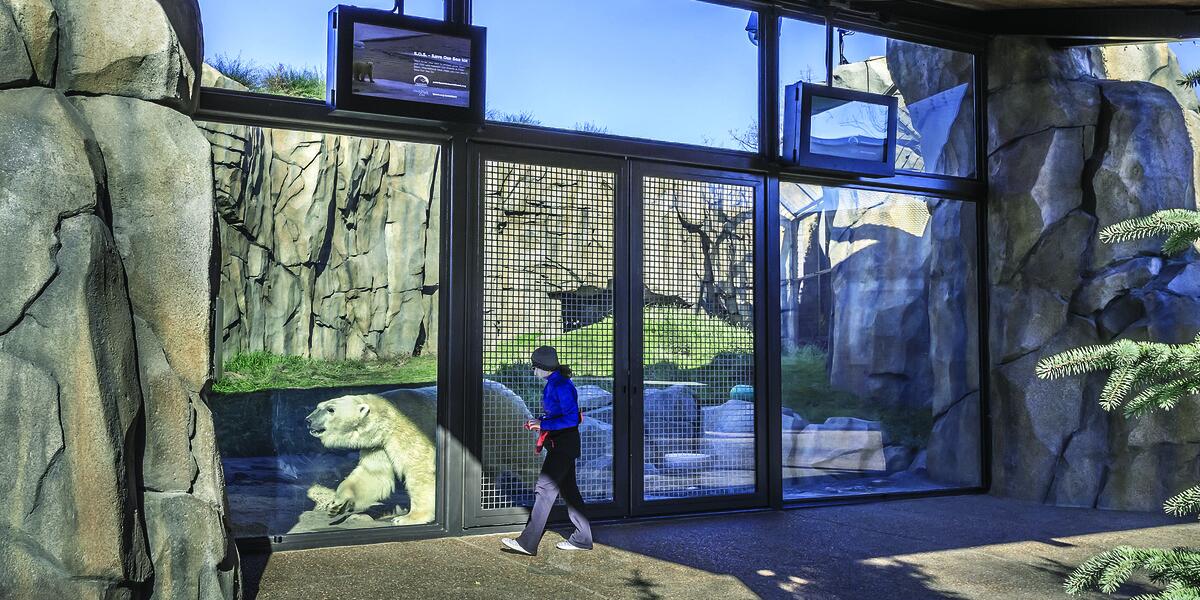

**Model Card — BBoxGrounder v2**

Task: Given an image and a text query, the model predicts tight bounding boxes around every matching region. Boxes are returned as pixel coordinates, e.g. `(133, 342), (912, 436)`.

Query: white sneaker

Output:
(501, 537), (533, 555)
(556, 541), (590, 551)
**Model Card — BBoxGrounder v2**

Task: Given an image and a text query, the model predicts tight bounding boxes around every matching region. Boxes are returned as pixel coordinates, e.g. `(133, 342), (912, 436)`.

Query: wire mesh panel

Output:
(480, 159), (616, 510)
(641, 176), (756, 501)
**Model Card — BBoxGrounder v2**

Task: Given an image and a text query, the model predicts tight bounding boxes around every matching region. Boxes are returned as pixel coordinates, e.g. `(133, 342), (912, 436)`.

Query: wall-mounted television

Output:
(783, 82), (898, 178)
(327, 5), (485, 122)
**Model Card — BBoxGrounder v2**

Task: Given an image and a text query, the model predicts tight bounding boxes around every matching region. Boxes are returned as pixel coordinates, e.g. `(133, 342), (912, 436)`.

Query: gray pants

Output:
(516, 431), (592, 553)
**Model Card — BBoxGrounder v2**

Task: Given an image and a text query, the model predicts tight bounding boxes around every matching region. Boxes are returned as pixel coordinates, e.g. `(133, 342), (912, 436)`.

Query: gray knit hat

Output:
(530, 346), (560, 371)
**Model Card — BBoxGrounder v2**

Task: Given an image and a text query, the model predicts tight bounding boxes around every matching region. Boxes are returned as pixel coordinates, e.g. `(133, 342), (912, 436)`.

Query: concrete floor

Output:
(242, 494), (1198, 600)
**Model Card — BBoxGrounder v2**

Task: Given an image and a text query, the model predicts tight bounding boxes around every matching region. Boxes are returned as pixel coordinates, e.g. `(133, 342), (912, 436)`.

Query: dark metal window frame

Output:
(195, 0), (991, 552)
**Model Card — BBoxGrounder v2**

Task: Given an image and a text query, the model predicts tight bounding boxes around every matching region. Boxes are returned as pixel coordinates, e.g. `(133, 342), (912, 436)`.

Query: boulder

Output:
(788, 418), (887, 472)
(135, 316), (200, 493)
(885, 38), (976, 177)
(55, 0), (200, 110)
(0, 214), (152, 591)
(1084, 43), (1200, 112)
(702, 399), (754, 434)
(988, 78), (1100, 154)
(643, 385), (700, 464)
(0, 87), (102, 334)
(144, 492), (240, 600)
(202, 62), (249, 91)
(987, 127), (1088, 284)
(1072, 257), (1162, 315)
(73, 94), (214, 390)
(3, 0), (57, 85)
(987, 36), (1091, 90)
(0, 2), (33, 86)
(576, 385), (613, 412)
(926, 392), (982, 486)
(1089, 81), (1198, 271)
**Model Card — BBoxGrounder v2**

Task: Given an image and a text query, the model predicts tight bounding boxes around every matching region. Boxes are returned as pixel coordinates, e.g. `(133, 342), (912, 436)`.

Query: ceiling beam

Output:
(982, 7), (1200, 43)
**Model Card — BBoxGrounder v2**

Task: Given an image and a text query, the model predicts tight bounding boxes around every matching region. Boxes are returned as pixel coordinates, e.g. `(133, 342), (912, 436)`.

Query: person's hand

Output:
(524, 419), (541, 431)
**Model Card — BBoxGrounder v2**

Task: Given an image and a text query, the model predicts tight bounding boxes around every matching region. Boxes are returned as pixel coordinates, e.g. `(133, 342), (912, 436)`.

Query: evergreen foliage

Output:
(1180, 68), (1200, 90)
(1037, 209), (1200, 598)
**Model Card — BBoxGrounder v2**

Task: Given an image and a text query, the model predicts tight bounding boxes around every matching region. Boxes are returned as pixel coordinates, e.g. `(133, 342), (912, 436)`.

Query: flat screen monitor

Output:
(328, 5), (485, 122)
(783, 82), (898, 177)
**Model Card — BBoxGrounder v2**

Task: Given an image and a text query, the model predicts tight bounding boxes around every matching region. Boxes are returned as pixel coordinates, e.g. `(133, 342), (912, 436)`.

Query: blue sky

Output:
(199, 1), (1200, 148)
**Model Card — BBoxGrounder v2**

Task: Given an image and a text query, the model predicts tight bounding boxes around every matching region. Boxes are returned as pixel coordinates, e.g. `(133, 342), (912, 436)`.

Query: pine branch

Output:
(1066, 547), (1200, 597)
(1165, 485), (1200, 519)
(1180, 68), (1200, 89)
(1099, 209), (1200, 255)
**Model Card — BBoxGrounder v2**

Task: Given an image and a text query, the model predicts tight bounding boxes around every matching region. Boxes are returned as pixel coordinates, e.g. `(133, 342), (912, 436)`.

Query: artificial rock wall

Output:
(201, 68), (442, 363)
(988, 38), (1200, 511)
(0, 1), (239, 598)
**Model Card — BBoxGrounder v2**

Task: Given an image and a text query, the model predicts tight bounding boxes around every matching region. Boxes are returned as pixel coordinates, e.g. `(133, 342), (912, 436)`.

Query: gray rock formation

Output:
(198, 90), (442, 362)
(0, 1), (239, 598)
(987, 37), (1200, 511)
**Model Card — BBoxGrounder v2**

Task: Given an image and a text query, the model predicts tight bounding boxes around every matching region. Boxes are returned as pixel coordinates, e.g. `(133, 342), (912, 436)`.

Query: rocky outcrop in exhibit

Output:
(200, 68), (442, 363)
(0, 1), (239, 598)
(987, 38), (1200, 511)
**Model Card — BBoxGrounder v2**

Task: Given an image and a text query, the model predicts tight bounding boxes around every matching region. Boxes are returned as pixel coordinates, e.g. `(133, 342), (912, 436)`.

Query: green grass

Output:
(781, 345), (931, 447)
(208, 53), (258, 89)
(490, 307), (753, 375)
(213, 351), (437, 394)
(207, 56), (326, 101)
(259, 64), (325, 100)
(489, 306), (754, 404)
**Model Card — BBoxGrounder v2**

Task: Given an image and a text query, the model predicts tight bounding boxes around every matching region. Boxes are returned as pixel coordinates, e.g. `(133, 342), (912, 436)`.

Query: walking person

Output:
(501, 346), (593, 555)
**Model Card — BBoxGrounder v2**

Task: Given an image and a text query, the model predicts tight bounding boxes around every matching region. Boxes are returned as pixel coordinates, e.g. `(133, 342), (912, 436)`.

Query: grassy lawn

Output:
(781, 345), (931, 447)
(489, 306), (754, 376)
(213, 351), (437, 394)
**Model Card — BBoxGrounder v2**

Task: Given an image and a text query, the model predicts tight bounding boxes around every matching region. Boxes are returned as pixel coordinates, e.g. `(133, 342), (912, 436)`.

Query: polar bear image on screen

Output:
(305, 381), (537, 525)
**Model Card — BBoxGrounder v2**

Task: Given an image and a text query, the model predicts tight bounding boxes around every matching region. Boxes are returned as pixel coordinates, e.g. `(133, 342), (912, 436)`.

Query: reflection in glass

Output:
(199, 121), (442, 536)
(808, 96), (889, 162)
(832, 29), (976, 177)
(404, 0), (445, 20)
(473, 0), (758, 150)
(642, 177), (756, 500)
(778, 183), (980, 500)
(779, 16), (828, 153)
(480, 161), (616, 510)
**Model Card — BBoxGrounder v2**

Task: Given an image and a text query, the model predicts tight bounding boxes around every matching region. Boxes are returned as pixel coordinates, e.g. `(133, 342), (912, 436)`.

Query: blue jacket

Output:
(539, 371), (581, 431)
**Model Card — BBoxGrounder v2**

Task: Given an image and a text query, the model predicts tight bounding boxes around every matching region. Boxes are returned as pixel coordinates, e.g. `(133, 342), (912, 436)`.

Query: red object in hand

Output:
(523, 419), (540, 431)
(535, 430), (550, 454)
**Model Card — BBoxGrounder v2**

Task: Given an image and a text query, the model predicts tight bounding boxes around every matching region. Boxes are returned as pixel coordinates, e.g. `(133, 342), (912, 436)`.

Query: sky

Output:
(199, 1), (1200, 149)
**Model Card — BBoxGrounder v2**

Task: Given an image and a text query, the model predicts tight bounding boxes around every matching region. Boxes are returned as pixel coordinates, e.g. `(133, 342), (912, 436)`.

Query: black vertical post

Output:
(448, 0), (470, 25)
(762, 175), (783, 510)
(442, 134), (471, 535)
(760, 7), (780, 163)
(975, 48), (993, 494)
(824, 17), (834, 85)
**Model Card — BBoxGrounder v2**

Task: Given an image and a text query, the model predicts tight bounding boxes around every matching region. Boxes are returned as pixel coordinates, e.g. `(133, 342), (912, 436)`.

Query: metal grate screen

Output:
(480, 159), (616, 510)
(641, 176), (757, 500)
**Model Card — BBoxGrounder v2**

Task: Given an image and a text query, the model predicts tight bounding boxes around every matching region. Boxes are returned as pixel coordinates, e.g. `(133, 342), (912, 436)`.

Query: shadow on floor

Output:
(236, 494), (1193, 600)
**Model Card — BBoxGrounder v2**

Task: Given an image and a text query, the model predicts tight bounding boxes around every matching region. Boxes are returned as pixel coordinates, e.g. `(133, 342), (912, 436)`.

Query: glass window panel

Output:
(480, 160), (616, 510)
(473, 0), (759, 150)
(642, 176), (756, 501)
(200, 121), (443, 536)
(778, 183), (980, 500)
(1172, 40), (1200, 103)
(779, 17), (828, 153)
(808, 95), (889, 161)
(200, 0), (396, 99)
(832, 29), (976, 177)
(405, 0), (445, 20)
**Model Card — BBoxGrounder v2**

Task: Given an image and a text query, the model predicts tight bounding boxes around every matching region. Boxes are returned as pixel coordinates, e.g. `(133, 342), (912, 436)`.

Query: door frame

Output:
(463, 143), (632, 527)
(628, 161), (771, 517)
